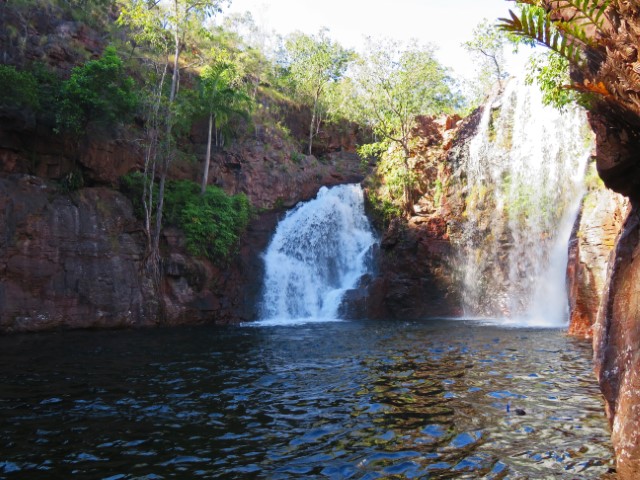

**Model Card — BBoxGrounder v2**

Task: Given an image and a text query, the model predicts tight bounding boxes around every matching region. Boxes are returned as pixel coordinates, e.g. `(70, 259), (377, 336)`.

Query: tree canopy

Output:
(282, 29), (354, 155)
(57, 46), (138, 134)
(353, 38), (460, 213)
(463, 19), (509, 95)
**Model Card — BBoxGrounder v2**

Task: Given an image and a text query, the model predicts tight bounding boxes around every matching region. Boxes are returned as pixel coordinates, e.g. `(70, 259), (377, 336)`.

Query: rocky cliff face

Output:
(593, 203), (640, 479)
(0, 168), (363, 333)
(0, 175), (155, 331)
(0, 118), (362, 333)
(345, 215), (461, 319)
(566, 183), (628, 338)
(586, 106), (640, 478)
(555, 91), (640, 480)
(551, 2), (640, 476)
(345, 114), (468, 319)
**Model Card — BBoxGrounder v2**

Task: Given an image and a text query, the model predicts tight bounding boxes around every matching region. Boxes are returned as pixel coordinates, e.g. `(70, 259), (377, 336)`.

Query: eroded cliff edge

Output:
(0, 93), (364, 332)
(0, 111), (364, 332)
(565, 61), (640, 480)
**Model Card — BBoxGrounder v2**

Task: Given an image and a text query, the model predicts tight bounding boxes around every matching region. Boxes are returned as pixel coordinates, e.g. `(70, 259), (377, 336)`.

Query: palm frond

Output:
(550, 0), (610, 31)
(499, 9), (585, 66)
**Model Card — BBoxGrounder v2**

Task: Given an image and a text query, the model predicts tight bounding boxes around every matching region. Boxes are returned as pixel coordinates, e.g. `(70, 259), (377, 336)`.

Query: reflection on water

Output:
(0, 320), (614, 479)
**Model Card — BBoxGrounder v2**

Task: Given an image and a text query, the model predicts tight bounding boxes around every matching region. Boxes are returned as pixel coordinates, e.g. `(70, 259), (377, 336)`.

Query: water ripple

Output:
(0, 320), (615, 478)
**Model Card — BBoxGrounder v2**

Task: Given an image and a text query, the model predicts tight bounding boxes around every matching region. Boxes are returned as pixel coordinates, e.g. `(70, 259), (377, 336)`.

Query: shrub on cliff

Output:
(120, 174), (251, 261)
(0, 65), (40, 110)
(56, 47), (138, 134)
(180, 186), (251, 262)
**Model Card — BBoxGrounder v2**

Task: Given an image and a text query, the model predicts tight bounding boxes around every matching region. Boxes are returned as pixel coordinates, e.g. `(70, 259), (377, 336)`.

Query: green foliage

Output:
(367, 193), (403, 228)
(353, 39), (459, 214)
(526, 51), (578, 109)
(171, 86), (201, 138)
(0, 65), (39, 109)
(463, 19), (509, 94)
(164, 179), (201, 225)
(499, 2), (609, 68)
(120, 174), (251, 261)
(283, 29), (353, 101)
(553, 0), (610, 30)
(282, 29), (354, 154)
(120, 172), (152, 218)
(290, 151), (304, 164)
(180, 186), (251, 261)
(57, 46), (138, 134)
(500, 7), (581, 66)
(59, 169), (85, 193)
(357, 141), (389, 167)
(377, 149), (418, 200)
(63, 0), (114, 28)
(354, 38), (461, 146)
(199, 58), (254, 137)
(365, 147), (418, 220)
(583, 160), (604, 192)
(433, 178), (444, 206)
(30, 63), (64, 123)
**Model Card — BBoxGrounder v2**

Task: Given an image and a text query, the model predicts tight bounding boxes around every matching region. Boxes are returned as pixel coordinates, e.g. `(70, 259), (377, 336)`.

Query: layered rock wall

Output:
(567, 186), (629, 337)
(593, 203), (640, 479)
(345, 115), (467, 320)
(0, 173), (289, 332)
(345, 216), (461, 319)
(0, 175), (154, 331)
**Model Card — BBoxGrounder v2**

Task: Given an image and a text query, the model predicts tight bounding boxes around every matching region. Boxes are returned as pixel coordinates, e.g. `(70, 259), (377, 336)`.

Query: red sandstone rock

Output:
(567, 187), (628, 338)
(594, 203), (640, 479)
(0, 175), (153, 331)
(0, 174), (287, 332)
(344, 215), (462, 320)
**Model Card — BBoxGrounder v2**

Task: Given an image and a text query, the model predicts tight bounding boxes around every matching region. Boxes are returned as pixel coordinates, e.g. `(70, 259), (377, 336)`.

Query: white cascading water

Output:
(460, 75), (592, 326)
(257, 184), (376, 326)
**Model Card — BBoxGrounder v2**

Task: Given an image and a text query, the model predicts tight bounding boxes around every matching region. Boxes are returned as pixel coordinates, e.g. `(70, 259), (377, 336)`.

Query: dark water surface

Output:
(0, 320), (614, 479)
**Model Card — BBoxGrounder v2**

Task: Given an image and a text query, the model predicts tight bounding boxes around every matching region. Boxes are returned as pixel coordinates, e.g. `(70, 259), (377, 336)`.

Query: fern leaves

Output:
(551, 0), (610, 30)
(499, 9), (584, 66)
(499, 1), (610, 68)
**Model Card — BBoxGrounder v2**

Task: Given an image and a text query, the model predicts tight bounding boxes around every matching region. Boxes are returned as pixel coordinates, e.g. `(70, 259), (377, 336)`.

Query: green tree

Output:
(199, 56), (253, 194)
(283, 29), (353, 155)
(463, 19), (509, 92)
(220, 11), (274, 87)
(117, 0), (228, 283)
(56, 46), (138, 134)
(354, 38), (459, 214)
(526, 50), (577, 109)
(0, 65), (39, 110)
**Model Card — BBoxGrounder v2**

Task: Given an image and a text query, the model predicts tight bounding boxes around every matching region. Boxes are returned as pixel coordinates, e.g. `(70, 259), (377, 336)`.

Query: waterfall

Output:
(257, 184), (376, 326)
(460, 76), (592, 326)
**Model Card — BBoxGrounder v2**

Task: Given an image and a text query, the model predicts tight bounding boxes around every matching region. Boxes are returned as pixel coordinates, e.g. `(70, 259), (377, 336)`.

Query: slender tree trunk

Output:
(308, 86), (322, 156)
(308, 99), (316, 156)
(142, 62), (167, 251)
(152, 17), (181, 258)
(201, 112), (214, 194)
(150, 8), (181, 297)
(402, 145), (414, 216)
(479, 48), (503, 90)
(492, 55), (503, 90)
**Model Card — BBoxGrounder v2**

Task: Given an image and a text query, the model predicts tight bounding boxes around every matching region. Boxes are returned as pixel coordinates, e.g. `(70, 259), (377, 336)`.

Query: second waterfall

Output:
(258, 184), (376, 325)
(458, 76), (593, 325)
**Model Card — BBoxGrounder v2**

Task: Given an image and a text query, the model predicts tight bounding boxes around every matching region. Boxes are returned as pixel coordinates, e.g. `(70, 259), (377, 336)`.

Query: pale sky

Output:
(221, 0), (518, 80)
